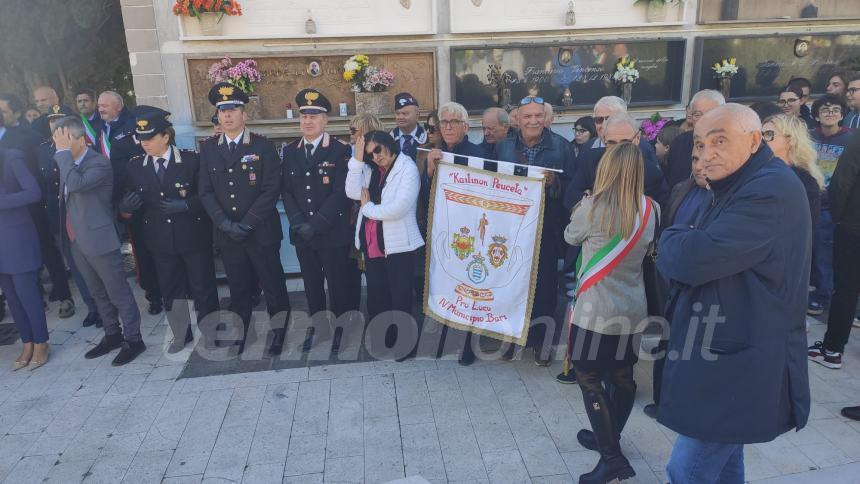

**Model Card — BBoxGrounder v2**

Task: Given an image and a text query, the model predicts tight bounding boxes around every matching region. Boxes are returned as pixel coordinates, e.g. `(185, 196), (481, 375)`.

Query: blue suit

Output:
(0, 148), (48, 343)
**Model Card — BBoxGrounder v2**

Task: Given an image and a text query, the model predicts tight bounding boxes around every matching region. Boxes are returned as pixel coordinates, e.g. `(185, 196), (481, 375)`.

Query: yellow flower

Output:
(617, 63), (623, 69)
(730, 57), (736, 65)
(343, 70), (355, 81)
(713, 63), (721, 69)
(630, 60), (636, 68)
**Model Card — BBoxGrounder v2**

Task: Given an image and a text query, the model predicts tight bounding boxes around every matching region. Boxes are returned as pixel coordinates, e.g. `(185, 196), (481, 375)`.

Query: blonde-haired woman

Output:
(762, 114), (823, 229)
(562, 142), (658, 484)
(349, 113), (385, 157)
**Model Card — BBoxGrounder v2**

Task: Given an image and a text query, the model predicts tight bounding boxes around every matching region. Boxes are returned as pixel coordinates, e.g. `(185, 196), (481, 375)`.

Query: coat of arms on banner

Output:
(424, 162), (545, 345)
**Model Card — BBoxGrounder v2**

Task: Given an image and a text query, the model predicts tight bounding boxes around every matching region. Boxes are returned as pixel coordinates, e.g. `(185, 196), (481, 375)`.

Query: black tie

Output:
(305, 143), (314, 159)
(229, 141), (237, 153)
(156, 158), (166, 184)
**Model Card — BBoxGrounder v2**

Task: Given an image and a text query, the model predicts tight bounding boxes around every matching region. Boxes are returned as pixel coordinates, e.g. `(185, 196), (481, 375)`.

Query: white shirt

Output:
(302, 134), (324, 156)
(398, 125), (420, 149)
(224, 130), (244, 147)
(153, 148), (171, 174)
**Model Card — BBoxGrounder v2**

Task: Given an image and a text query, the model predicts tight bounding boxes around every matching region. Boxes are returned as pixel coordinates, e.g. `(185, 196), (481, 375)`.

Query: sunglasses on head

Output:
(520, 96), (544, 105)
(424, 122), (437, 134)
(761, 130), (775, 142)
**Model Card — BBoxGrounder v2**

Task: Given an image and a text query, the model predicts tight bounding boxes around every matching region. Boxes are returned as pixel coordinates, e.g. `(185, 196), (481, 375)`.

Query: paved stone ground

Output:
(1, 278), (859, 484)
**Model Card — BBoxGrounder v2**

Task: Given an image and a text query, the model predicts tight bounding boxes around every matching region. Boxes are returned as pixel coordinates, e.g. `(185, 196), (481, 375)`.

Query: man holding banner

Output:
(494, 96), (572, 365)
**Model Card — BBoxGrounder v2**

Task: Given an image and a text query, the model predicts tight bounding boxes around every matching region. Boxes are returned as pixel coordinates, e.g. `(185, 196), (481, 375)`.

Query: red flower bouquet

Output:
(172, 0), (242, 18)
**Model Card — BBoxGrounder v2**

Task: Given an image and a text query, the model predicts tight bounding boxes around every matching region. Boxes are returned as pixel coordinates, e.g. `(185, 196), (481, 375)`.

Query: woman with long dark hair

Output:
(572, 115), (597, 158)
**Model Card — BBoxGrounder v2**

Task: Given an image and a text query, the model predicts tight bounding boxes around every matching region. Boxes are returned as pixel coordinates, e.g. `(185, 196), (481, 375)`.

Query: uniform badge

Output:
(218, 85), (235, 101)
(467, 254), (489, 284)
(137, 120), (149, 130)
(242, 164), (248, 170)
(451, 227), (475, 261)
(487, 235), (509, 268)
(176, 182), (189, 198)
(249, 172), (257, 185)
(241, 154), (259, 164)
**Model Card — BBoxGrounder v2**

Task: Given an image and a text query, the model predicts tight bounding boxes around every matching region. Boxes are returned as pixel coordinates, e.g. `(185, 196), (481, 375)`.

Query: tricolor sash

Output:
(81, 115), (97, 146)
(99, 129), (111, 158)
(574, 195), (653, 298)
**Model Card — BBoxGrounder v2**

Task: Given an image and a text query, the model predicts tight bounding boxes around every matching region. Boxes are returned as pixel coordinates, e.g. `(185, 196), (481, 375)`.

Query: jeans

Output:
(667, 435), (744, 484)
(811, 208), (834, 306)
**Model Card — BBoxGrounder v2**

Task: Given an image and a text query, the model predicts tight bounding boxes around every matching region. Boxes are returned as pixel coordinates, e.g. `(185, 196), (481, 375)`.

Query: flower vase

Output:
(719, 77), (732, 99)
(354, 91), (391, 115)
(646, 2), (667, 22)
(246, 95), (261, 120)
(197, 12), (224, 36)
(620, 83), (633, 104)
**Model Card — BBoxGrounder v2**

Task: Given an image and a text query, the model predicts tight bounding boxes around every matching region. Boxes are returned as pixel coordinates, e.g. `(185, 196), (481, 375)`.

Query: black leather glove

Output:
(160, 198), (189, 215)
(218, 220), (250, 242)
(119, 192), (142, 213)
(297, 223), (315, 242)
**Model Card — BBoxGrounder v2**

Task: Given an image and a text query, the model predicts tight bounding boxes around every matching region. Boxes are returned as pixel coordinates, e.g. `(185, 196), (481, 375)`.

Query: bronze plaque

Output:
(187, 52), (436, 124)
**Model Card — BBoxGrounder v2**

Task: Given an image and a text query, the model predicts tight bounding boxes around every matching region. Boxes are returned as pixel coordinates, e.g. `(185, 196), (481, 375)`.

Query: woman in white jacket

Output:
(346, 131), (424, 324)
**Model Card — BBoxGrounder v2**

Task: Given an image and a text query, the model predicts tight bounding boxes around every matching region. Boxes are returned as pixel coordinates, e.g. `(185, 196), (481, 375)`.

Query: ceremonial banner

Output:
(424, 157), (546, 345)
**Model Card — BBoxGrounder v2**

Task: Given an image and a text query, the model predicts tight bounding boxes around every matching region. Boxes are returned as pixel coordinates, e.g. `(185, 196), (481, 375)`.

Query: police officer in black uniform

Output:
(118, 107), (220, 353)
(199, 83), (290, 355)
(281, 89), (361, 344)
(97, 94), (163, 316)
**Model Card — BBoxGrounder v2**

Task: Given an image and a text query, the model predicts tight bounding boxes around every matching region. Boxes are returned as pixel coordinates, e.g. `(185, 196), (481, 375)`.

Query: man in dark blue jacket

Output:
(493, 96), (572, 366)
(657, 104), (811, 482)
(564, 113), (669, 210)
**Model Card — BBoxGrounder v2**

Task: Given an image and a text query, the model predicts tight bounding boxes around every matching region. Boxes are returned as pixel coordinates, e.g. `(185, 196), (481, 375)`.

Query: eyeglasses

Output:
(594, 116), (607, 125)
(424, 122), (437, 134)
(349, 127), (358, 135)
(605, 139), (635, 146)
(819, 107), (843, 116)
(574, 128), (590, 134)
(689, 111), (705, 119)
(848, 87), (860, 95)
(439, 119), (465, 128)
(777, 98), (799, 106)
(761, 130), (775, 142)
(520, 96), (544, 105)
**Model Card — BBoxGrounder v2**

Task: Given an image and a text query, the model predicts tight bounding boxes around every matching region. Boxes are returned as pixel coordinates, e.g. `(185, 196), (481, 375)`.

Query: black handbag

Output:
(643, 205), (664, 317)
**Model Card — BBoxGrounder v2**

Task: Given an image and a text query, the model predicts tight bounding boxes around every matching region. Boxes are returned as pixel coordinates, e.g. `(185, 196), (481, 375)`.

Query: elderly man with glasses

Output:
(490, 95), (573, 366)
(425, 102), (488, 178)
(565, 97), (669, 211)
(665, 90), (725, 189)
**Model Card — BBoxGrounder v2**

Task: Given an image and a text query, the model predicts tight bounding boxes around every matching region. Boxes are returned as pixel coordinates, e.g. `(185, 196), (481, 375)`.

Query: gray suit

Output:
(57, 148), (142, 341)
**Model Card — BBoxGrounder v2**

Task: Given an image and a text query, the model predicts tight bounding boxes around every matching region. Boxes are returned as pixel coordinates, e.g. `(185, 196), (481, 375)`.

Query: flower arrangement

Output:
(172, 0), (242, 18)
(343, 55), (395, 93)
(207, 56), (261, 94)
(641, 112), (670, 141)
(713, 58), (738, 79)
(613, 56), (640, 84)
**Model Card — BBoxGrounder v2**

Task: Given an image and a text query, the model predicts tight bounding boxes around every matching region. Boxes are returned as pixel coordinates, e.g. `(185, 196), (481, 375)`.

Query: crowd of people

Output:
(1, 68), (860, 483)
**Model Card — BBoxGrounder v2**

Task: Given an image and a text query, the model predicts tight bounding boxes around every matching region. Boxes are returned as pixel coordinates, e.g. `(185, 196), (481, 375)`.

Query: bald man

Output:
(31, 87), (71, 141)
(657, 104), (811, 482)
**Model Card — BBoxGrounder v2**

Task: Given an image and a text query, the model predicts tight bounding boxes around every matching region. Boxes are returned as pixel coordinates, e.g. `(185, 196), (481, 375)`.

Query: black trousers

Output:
(824, 224), (860, 353)
(295, 245), (360, 317)
(127, 221), (161, 302)
(364, 250), (415, 321)
(152, 249), (220, 329)
(525, 231), (560, 350)
(30, 205), (71, 301)
(219, 240), (290, 324)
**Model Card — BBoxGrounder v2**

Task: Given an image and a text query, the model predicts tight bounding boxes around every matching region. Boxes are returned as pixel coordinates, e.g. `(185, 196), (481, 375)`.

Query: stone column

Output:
(120, 0), (168, 110)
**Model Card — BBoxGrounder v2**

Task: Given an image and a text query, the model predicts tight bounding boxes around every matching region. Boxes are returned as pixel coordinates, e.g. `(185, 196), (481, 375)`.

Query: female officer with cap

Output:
(118, 107), (220, 353)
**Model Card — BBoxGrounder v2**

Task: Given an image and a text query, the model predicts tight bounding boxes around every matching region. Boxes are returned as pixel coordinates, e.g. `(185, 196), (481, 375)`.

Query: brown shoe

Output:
(26, 343), (50, 371)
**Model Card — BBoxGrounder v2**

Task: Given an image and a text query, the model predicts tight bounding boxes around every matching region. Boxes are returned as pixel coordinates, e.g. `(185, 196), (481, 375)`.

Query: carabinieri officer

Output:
(281, 89), (360, 345)
(118, 107), (220, 353)
(198, 83), (291, 355)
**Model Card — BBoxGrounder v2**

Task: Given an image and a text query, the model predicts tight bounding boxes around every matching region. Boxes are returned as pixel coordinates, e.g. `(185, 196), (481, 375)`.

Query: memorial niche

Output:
(451, 40), (686, 113)
(695, 34), (860, 100)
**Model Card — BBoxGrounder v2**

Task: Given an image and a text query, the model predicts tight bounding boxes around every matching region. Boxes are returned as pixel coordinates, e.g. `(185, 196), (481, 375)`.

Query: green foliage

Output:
(0, 0), (133, 106)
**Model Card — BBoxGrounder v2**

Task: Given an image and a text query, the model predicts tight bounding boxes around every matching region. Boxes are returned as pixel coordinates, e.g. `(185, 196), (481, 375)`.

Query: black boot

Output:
(82, 312), (101, 328)
(578, 385), (635, 484)
(85, 333), (124, 359)
(0, 294), (6, 322)
(112, 340), (146, 366)
(578, 368), (637, 453)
